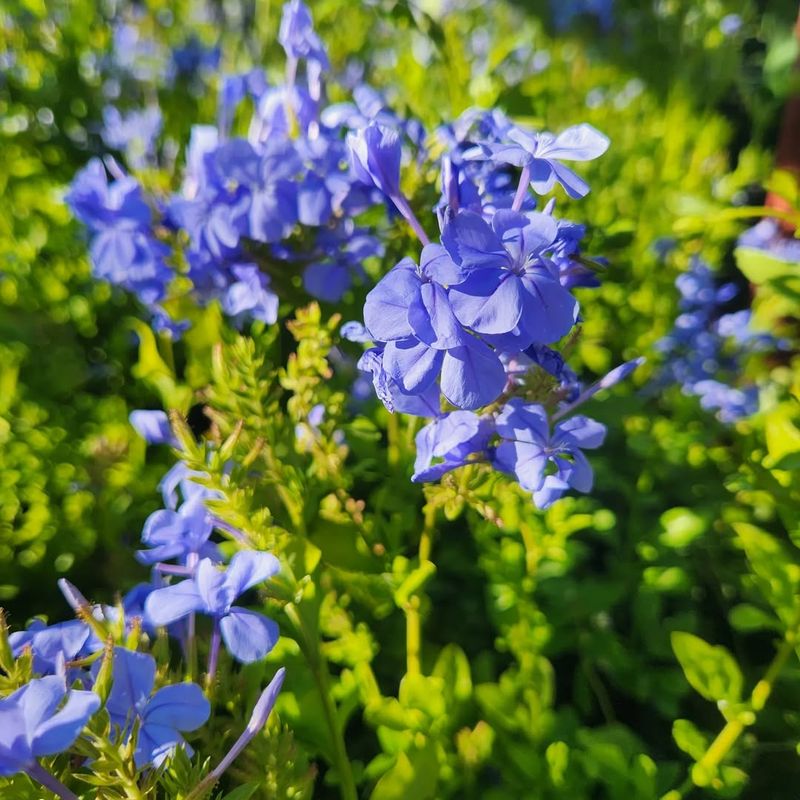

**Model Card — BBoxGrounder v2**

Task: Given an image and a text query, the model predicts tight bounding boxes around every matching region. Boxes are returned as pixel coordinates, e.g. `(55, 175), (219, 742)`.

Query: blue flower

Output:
(9, 620), (97, 677)
(0, 675), (99, 776)
(551, 0), (614, 32)
(363, 247), (506, 410)
(144, 551), (280, 664)
(158, 462), (218, 510)
(67, 159), (172, 304)
(738, 218), (800, 265)
(101, 105), (162, 169)
(493, 400), (606, 508)
(102, 648), (210, 768)
(412, 411), (494, 481)
(222, 264), (279, 326)
(136, 497), (221, 567)
(279, 0), (329, 70)
(356, 346), (442, 417)
(464, 123), (609, 198)
(129, 409), (177, 446)
(348, 122), (402, 200)
(442, 209), (578, 348)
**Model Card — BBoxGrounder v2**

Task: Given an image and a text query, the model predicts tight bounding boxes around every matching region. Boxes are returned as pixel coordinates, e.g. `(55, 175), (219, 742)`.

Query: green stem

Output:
(406, 506), (436, 676)
(284, 604), (357, 800)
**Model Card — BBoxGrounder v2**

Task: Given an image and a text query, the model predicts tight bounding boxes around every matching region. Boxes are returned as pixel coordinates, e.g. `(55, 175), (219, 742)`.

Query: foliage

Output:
(2, 0), (800, 798)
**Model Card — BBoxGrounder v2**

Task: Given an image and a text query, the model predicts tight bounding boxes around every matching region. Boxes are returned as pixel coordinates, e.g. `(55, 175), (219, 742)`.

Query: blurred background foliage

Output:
(3, 0), (800, 797)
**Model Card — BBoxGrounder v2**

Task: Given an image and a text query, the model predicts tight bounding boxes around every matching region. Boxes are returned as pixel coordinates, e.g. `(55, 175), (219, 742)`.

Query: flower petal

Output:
(441, 210), (508, 270)
(519, 272), (577, 344)
(450, 271), (525, 336)
(223, 551), (281, 599)
(144, 581), (204, 627)
(384, 339), (443, 395)
(31, 689), (99, 757)
(363, 259), (419, 341)
(440, 338), (505, 410)
(143, 684), (210, 732)
(540, 124), (610, 161)
(220, 608), (280, 663)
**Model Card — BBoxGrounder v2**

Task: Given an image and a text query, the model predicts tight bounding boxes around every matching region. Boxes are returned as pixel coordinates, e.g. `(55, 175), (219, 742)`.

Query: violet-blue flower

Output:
(279, 0), (329, 71)
(464, 123), (609, 199)
(144, 551), (280, 664)
(136, 497), (221, 567)
(9, 619), (96, 677)
(102, 647), (210, 768)
(442, 209), (578, 348)
(129, 409), (177, 446)
(0, 675), (99, 776)
(412, 411), (494, 481)
(493, 399), (606, 508)
(363, 248), (506, 409)
(348, 122), (402, 201)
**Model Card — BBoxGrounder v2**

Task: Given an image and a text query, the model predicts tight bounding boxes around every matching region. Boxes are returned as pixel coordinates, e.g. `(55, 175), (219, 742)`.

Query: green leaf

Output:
(733, 522), (800, 623)
(735, 246), (796, 285)
(672, 718), (709, 761)
(431, 644), (472, 704)
(671, 632), (743, 704)
(764, 407), (800, 470)
(659, 507), (707, 548)
(729, 603), (781, 633)
(369, 741), (438, 800)
(219, 784), (259, 800)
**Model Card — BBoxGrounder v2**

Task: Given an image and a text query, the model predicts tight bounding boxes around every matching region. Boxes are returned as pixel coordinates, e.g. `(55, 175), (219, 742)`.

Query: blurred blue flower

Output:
(129, 409), (177, 446)
(464, 123), (609, 198)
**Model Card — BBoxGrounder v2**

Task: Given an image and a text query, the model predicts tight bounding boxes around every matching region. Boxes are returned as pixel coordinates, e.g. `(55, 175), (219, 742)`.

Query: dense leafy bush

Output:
(2, 1), (800, 798)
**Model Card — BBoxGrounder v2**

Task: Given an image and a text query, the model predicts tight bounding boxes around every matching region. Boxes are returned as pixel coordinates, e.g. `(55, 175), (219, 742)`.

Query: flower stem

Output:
(390, 193), (431, 246)
(206, 620), (221, 685)
(511, 164), (531, 212)
(26, 762), (79, 800)
(284, 603), (357, 800)
(405, 505), (436, 676)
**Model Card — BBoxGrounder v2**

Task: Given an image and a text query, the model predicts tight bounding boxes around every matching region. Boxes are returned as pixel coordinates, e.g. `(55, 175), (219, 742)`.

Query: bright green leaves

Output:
(129, 319), (192, 411)
(369, 740), (439, 800)
(763, 406), (800, 471)
(670, 632), (743, 705)
(733, 522), (800, 626)
(659, 507), (708, 548)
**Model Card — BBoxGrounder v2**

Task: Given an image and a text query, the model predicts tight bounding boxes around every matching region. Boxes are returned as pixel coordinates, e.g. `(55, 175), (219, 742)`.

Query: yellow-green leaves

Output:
(733, 521), (800, 625)
(670, 632), (743, 705)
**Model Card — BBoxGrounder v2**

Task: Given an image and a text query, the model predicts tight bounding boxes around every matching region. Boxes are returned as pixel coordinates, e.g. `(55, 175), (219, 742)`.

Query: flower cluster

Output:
(68, 0), (635, 510)
(68, 0), (410, 333)
(2, 416), (285, 797)
(656, 257), (776, 422)
(346, 105), (643, 507)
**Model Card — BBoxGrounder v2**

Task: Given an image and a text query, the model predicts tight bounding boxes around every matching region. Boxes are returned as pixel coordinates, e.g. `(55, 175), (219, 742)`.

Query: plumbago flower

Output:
(656, 257), (780, 423)
(145, 551), (281, 669)
(1, 449), (288, 795)
(101, 647), (210, 768)
(346, 101), (637, 508)
(67, 0), (426, 334)
(0, 676), (99, 790)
